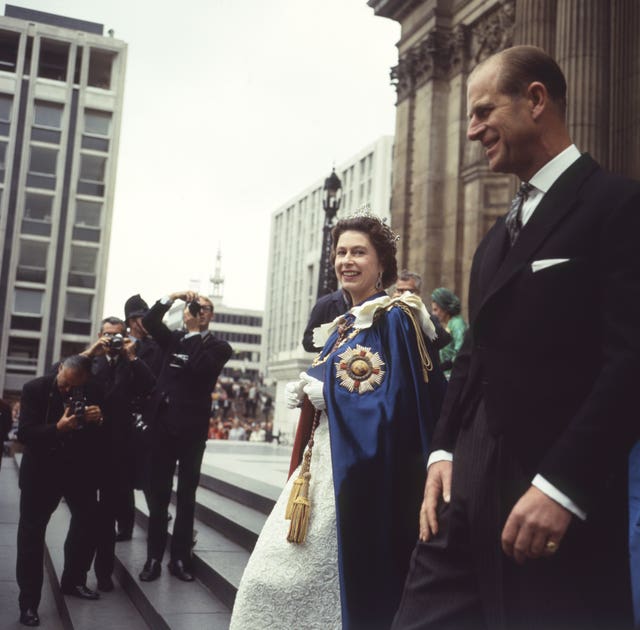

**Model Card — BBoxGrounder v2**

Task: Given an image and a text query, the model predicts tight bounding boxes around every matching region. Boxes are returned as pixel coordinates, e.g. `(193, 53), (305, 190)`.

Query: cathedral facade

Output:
(369, 0), (640, 307)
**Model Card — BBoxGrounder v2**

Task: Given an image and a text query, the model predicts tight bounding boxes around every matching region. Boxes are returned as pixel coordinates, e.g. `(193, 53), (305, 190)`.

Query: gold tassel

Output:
(287, 472), (311, 543)
(284, 476), (304, 519)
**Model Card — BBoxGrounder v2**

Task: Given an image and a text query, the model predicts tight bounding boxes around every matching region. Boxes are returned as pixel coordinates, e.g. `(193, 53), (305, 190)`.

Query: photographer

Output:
(16, 355), (104, 627)
(115, 294), (163, 542)
(139, 291), (232, 583)
(82, 317), (155, 592)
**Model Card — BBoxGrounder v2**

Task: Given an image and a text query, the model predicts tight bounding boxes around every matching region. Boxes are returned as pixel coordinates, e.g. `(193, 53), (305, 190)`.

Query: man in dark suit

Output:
(114, 295), (163, 541)
(302, 288), (351, 352)
(16, 355), (104, 627)
(139, 290), (232, 583)
(393, 46), (640, 630)
(82, 316), (155, 592)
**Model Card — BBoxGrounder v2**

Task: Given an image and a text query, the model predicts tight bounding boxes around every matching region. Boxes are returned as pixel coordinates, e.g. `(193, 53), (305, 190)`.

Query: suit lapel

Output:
(476, 154), (599, 317)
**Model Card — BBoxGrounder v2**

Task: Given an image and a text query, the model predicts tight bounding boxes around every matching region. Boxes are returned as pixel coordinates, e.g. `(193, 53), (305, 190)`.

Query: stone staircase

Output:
(5, 449), (282, 629)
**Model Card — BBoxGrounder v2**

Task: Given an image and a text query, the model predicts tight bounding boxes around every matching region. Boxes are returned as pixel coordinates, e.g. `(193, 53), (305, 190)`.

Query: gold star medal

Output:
(335, 344), (385, 394)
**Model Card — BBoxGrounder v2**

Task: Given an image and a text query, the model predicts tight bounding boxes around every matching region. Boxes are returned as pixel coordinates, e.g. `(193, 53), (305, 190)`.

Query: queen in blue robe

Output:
(230, 214), (446, 630)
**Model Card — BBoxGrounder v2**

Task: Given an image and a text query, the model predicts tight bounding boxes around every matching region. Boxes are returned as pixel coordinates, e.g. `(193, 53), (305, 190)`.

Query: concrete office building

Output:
(262, 135), (394, 439)
(0, 5), (126, 395)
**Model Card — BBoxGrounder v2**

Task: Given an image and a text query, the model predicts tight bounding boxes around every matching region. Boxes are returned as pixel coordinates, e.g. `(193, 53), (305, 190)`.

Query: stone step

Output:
(199, 467), (277, 516)
(0, 458), (66, 630)
(174, 481), (267, 552)
(132, 490), (248, 611)
(112, 523), (231, 630)
(45, 508), (150, 630)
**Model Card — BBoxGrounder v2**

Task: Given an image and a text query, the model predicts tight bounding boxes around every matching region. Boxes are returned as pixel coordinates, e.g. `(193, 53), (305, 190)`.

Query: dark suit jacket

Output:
(302, 289), (351, 352)
(143, 300), (232, 441)
(433, 154), (640, 514)
(91, 355), (155, 451)
(17, 374), (104, 489)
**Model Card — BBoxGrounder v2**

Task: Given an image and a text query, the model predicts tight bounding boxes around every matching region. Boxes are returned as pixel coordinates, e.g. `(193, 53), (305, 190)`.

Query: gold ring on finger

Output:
(545, 540), (558, 552)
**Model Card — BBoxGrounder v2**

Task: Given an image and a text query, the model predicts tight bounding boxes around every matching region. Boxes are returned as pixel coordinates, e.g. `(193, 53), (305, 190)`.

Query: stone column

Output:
(555, 0), (610, 165)
(609, 0), (640, 178)
(514, 0), (556, 52)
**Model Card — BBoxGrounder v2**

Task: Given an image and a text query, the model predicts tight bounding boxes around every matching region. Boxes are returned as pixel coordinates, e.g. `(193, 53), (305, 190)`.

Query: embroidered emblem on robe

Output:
(335, 344), (385, 394)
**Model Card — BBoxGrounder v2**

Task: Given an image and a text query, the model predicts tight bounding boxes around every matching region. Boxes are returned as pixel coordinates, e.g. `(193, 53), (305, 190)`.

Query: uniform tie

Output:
(505, 182), (533, 245)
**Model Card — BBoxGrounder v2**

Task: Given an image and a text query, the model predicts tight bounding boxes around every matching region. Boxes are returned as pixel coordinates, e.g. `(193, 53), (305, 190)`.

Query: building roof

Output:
(4, 4), (104, 35)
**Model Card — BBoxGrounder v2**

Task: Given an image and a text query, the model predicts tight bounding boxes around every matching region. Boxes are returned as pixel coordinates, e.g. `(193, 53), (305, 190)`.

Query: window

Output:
(77, 154), (105, 196)
(32, 101), (63, 143)
(22, 192), (53, 236)
(38, 39), (69, 81)
(61, 340), (86, 358)
(0, 92), (12, 136)
(17, 239), (48, 283)
(84, 109), (111, 136)
(88, 48), (115, 89)
(0, 140), (7, 182)
(14, 288), (43, 315)
(27, 146), (57, 189)
(6, 337), (39, 374)
(65, 292), (92, 320)
(64, 292), (93, 334)
(68, 245), (97, 288)
(82, 109), (111, 151)
(73, 199), (101, 241)
(0, 30), (19, 73)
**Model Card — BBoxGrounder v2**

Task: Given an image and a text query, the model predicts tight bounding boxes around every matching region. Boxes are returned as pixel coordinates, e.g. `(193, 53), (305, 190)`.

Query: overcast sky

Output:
(13, 0), (400, 316)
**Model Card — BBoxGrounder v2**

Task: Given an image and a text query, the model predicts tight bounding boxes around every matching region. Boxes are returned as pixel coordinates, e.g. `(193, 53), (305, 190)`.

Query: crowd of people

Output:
(6, 44), (640, 630)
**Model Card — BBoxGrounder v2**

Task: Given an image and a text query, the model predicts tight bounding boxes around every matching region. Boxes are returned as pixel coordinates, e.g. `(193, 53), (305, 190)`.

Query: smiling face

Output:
(334, 230), (383, 306)
(466, 60), (538, 180)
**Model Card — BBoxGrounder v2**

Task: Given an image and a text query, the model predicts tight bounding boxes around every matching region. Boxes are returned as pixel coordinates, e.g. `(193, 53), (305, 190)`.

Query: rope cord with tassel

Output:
(285, 408), (321, 544)
(393, 303), (433, 382)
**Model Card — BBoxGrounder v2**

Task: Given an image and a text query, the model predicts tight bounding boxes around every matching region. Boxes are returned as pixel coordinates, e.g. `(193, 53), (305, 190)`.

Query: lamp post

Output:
(317, 168), (342, 299)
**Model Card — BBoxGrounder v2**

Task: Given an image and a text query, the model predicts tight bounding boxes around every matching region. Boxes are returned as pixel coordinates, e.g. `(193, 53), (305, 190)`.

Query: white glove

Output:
(300, 372), (325, 411)
(285, 379), (305, 409)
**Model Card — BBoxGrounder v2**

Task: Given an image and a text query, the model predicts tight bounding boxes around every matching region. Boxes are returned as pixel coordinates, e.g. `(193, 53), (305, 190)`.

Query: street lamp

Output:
(317, 168), (342, 299)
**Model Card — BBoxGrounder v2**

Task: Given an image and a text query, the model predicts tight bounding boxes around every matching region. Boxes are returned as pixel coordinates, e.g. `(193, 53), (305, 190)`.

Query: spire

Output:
(210, 245), (224, 305)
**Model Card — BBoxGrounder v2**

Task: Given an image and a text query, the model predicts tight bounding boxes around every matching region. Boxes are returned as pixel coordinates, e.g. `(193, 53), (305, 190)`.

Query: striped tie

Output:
(504, 182), (533, 245)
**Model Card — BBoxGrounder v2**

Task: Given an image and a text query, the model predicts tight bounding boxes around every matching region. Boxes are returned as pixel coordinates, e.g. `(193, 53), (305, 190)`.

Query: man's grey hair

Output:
(100, 316), (126, 333)
(397, 270), (422, 291)
(60, 354), (92, 375)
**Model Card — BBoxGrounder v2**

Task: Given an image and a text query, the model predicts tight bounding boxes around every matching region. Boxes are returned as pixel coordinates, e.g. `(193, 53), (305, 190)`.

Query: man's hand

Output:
(84, 405), (104, 426)
(183, 305), (200, 333)
(501, 485), (572, 564)
(169, 290), (198, 303)
(419, 460), (452, 542)
(123, 337), (137, 361)
(83, 336), (109, 358)
(56, 407), (77, 432)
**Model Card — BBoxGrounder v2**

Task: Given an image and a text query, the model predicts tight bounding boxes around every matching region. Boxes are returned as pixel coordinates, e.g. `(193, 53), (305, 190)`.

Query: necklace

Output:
(311, 315), (359, 367)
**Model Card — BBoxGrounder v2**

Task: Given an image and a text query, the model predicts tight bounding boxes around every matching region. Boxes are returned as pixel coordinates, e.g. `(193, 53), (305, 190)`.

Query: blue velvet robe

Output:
(306, 298), (447, 630)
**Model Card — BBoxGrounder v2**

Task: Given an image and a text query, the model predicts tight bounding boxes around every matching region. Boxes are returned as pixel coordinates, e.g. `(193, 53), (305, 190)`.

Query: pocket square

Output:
(531, 258), (570, 273)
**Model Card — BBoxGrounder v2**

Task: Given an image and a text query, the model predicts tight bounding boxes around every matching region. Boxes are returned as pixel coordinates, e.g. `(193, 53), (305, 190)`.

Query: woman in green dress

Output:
(430, 287), (468, 379)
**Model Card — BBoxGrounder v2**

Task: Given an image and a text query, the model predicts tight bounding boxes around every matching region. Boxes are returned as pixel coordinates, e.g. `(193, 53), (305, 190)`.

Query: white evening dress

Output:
(230, 414), (342, 630)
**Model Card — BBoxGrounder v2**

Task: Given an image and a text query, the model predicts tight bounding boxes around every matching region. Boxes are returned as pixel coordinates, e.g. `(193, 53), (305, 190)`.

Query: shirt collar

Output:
(528, 144), (581, 194)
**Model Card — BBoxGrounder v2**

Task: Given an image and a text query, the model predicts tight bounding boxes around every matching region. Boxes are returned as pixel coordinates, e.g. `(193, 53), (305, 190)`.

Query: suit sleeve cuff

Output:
(532, 474), (587, 521)
(427, 449), (453, 469)
(160, 296), (173, 305)
(183, 331), (200, 339)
